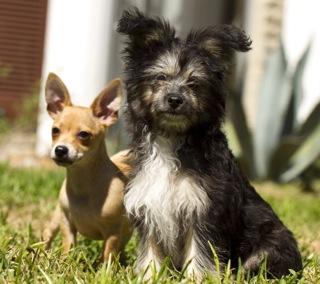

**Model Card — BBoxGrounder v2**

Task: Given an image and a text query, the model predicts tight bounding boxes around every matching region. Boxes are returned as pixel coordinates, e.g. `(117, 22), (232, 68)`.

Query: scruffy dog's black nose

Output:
(55, 145), (69, 158)
(167, 94), (184, 109)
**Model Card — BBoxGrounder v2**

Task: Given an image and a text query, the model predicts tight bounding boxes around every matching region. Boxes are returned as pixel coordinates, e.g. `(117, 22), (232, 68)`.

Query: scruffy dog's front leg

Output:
(136, 234), (162, 277)
(183, 229), (222, 280)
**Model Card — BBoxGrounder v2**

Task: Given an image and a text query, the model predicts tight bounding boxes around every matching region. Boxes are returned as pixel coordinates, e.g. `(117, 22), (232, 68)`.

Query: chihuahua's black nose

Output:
(167, 94), (184, 109)
(55, 145), (69, 158)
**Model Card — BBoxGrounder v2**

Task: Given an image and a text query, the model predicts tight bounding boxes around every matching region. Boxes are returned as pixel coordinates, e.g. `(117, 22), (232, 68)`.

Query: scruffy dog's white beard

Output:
(124, 134), (212, 275)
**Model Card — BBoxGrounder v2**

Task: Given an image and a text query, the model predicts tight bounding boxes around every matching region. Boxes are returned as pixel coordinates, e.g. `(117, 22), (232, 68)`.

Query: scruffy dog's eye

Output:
(77, 131), (91, 140)
(215, 71), (224, 81)
(52, 127), (60, 135)
(156, 74), (167, 81)
(187, 76), (199, 87)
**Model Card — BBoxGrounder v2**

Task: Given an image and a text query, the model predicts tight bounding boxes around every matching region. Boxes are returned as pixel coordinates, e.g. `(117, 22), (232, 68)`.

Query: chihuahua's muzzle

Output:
(51, 143), (83, 166)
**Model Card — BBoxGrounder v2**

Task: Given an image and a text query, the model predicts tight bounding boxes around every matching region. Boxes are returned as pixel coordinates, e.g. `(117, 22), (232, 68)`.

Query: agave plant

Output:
(229, 42), (320, 185)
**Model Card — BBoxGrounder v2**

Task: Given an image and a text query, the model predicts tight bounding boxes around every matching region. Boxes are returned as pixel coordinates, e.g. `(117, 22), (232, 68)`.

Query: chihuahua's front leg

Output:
(102, 235), (121, 262)
(42, 205), (61, 248)
(60, 210), (77, 254)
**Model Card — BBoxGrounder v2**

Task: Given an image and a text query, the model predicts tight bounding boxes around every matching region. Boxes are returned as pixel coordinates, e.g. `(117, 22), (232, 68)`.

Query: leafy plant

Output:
(229, 42), (320, 184)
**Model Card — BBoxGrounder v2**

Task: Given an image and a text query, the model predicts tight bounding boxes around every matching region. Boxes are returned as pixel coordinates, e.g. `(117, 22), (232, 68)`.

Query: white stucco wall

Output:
(35, 0), (117, 156)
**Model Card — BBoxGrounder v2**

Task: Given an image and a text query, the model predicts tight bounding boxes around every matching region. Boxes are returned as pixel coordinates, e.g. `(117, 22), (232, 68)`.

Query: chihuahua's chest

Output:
(60, 180), (125, 240)
(61, 192), (103, 239)
(125, 137), (209, 252)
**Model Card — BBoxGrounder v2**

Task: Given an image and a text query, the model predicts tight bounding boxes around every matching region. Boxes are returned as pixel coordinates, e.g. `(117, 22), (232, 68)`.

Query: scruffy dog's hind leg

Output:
(243, 234), (302, 278)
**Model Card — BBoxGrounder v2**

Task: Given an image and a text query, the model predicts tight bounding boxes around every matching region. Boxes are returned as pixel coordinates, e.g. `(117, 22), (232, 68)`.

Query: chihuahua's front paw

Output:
(42, 228), (54, 248)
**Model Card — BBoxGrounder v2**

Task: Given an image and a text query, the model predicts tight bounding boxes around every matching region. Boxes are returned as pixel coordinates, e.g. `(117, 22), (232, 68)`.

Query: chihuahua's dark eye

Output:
(52, 127), (60, 135)
(156, 73), (167, 81)
(77, 131), (91, 140)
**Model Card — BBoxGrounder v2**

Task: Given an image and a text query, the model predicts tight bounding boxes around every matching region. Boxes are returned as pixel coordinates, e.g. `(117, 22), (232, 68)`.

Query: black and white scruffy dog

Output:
(117, 8), (302, 279)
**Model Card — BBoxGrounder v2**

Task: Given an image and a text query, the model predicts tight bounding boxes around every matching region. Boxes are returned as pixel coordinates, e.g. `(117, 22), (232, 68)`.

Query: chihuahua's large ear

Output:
(186, 25), (252, 61)
(117, 8), (176, 51)
(45, 73), (72, 118)
(91, 79), (123, 127)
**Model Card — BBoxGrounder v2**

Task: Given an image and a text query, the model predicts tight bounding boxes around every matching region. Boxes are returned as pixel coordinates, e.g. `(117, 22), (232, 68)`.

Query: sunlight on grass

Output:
(0, 164), (319, 283)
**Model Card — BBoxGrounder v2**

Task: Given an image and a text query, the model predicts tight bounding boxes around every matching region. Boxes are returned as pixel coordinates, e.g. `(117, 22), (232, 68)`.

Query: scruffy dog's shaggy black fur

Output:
(117, 8), (302, 279)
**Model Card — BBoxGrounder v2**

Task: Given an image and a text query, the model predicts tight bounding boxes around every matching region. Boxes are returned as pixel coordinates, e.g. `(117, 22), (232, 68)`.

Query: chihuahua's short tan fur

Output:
(42, 73), (132, 261)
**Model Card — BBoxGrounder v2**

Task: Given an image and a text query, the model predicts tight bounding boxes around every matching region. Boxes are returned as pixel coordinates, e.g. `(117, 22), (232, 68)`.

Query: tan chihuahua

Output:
(42, 73), (132, 261)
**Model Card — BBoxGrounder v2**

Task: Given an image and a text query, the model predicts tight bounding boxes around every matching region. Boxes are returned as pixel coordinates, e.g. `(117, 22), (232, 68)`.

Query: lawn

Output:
(0, 163), (319, 283)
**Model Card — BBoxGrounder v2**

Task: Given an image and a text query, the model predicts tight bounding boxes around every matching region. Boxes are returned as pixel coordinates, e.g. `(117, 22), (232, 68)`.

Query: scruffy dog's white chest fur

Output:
(125, 136), (209, 253)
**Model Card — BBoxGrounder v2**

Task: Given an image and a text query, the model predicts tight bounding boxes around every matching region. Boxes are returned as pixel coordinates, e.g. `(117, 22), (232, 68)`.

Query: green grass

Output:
(0, 163), (319, 283)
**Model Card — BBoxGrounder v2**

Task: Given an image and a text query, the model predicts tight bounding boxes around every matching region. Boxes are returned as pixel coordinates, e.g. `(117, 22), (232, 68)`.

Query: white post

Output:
(36, 0), (117, 156)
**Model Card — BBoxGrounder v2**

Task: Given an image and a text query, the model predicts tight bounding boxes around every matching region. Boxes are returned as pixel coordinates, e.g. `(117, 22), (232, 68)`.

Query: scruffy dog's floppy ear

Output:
(186, 25), (252, 61)
(117, 8), (176, 50)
